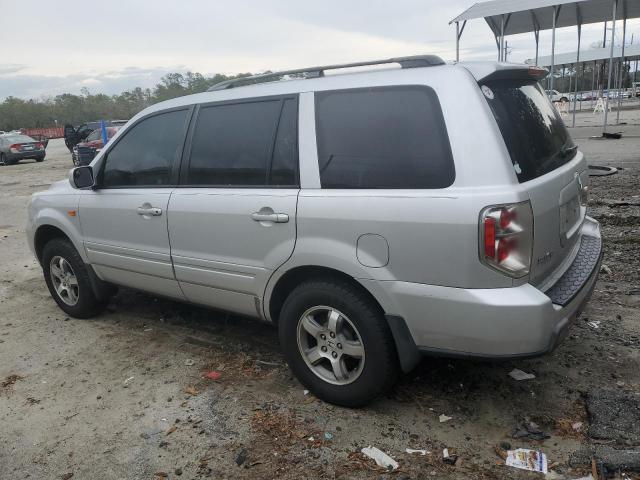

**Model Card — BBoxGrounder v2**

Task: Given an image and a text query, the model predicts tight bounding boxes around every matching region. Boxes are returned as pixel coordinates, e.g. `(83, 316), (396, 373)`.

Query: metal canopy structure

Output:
(450, 0), (640, 133)
(528, 44), (640, 65)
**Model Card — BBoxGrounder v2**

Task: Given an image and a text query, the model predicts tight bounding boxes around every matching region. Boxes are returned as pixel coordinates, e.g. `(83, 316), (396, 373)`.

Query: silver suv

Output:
(27, 56), (602, 406)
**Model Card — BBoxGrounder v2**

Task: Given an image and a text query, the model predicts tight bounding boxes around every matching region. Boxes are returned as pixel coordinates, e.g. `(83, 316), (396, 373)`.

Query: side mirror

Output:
(69, 166), (95, 189)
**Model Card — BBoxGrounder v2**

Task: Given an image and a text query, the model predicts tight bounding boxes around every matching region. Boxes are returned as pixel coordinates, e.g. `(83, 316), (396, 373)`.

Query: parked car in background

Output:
(27, 57), (601, 406)
(64, 120), (129, 153)
(0, 134), (46, 165)
(29, 133), (50, 148)
(545, 89), (569, 102)
(72, 126), (121, 166)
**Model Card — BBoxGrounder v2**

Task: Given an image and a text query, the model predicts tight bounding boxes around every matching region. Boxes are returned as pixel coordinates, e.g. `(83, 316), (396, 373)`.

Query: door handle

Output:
(137, 206), (162, 216)
(251, 212), (289, 223)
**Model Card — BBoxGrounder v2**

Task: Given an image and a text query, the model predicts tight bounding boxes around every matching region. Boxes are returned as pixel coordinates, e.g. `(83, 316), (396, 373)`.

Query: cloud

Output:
(0, 64), (27, 75)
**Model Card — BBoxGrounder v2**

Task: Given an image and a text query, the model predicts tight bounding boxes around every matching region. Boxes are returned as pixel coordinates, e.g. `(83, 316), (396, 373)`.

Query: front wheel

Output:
(279, 279), (398, 407)
(42, 238), (106, 318)
(36, 156), (45, 162)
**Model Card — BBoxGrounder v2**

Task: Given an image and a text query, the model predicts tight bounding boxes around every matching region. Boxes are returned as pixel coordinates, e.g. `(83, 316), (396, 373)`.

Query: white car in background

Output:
(545, 89), (569, 103)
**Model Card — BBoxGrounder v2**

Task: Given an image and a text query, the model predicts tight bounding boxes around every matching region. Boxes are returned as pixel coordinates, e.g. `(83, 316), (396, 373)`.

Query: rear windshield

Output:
(483, 79), (576, 183)
(3, 135), (35, 143)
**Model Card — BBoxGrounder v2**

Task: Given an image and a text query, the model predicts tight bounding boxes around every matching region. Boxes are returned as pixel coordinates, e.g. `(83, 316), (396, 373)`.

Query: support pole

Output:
(572, 6), (582, 127)
(456, 22), (460, 62)
(500, 15), (505, 61)
(531, 11), (540, 65)
(616, 16), (627, 124)
(592, 60), (596, 110)
(550, 6), (558, 91)
(603, 0), (618, 134)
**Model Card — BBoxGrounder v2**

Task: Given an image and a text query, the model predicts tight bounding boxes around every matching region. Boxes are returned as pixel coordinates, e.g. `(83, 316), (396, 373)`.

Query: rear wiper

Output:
(560, 145), (578, 157)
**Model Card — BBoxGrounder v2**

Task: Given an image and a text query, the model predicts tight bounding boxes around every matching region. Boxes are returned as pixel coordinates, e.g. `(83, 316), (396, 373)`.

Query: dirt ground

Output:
(1, 109), (639, 480)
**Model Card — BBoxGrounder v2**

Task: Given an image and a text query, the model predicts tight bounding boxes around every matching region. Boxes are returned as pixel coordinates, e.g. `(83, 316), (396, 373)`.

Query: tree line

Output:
(0, 71), (253, 131)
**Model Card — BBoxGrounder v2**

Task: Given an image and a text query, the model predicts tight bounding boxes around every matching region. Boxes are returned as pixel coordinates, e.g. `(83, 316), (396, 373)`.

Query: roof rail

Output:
(207, 55), (445, 92)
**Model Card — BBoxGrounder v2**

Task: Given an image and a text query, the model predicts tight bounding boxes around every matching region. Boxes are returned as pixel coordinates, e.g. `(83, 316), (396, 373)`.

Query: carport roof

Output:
(450, 0), (640, 37)
(527, 43), (640, 66)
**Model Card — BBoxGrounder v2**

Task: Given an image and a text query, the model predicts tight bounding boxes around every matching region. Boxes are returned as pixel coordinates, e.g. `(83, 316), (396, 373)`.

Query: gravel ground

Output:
(1, 109), (639, 480)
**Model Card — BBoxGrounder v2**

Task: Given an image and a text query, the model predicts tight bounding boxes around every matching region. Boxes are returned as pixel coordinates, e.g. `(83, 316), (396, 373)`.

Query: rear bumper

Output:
(382, 217), (602, 360)
(7, 151), (45, 160)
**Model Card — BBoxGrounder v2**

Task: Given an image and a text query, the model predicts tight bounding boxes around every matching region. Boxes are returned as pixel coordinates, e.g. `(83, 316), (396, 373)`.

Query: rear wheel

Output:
(42, 238), (106, 318)
(279, 278), (398, 407)
(36, 156), (45, 162)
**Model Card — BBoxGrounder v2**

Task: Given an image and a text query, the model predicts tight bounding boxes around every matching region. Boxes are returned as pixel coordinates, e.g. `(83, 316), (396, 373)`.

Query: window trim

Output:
(178, 94), (300, 189)
(95, 105), (195, 190)
(314, 84), (456, 190)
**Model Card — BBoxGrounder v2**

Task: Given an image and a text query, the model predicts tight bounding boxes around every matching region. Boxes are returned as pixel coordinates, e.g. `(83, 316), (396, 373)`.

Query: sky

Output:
(1, 0), (639, 100)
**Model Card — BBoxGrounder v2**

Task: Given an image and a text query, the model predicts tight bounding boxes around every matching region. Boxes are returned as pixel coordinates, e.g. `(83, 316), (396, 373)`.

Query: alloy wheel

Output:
(49, 256), (79, 306)
(296, 306), (365, 385)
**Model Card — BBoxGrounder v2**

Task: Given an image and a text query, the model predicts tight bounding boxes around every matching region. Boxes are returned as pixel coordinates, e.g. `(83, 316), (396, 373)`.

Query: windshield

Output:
(483, 79), (576, 183)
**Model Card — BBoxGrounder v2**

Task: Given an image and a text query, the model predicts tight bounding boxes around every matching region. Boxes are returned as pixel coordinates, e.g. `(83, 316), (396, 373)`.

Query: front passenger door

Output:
(79, 108), (191, 299)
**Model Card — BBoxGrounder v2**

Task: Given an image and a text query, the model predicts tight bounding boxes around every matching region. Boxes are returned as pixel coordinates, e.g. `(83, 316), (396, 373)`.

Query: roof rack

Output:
(207, 55), (445, 92)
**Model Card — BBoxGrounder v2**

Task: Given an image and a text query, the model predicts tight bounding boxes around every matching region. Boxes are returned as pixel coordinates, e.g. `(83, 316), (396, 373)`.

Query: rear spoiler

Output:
(459, 62), (548, 82)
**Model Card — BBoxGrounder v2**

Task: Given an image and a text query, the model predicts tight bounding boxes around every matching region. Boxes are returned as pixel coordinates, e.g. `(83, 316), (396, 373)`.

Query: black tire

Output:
(279, 278), (398, 407)
(36, 156), (45, 162)
(0, 153), (5, 166)
(42, 238), (106, 319)
(560, 97), (569, 103)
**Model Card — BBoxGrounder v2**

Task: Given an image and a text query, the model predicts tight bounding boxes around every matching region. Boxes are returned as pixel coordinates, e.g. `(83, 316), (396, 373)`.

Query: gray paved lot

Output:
(1, 110), (639, 479)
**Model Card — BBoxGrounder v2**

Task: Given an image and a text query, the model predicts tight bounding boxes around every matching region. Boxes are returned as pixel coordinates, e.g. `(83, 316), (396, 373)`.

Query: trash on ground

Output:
(361, 446), (399, 470)
(505, 448), (548, 474)
(512, 420), (550, 441)
(235, 447), (247, 466)
(255, 360), (280, 367)
(405, 448), (428, 455)
(184, 359), (195, 366)
(184, 386), (198, 396)
(572, 422), (583, 432)
(165, 425), (177, 436)
(509, 368), (536, 381)
(123, 376), (134, 386)
(442, 448), (458, 465)
(439, 414), (452, 423)
(600, 264), (612, 275)
(303, 389), (309, 396)
(203, 371), (221, 381)
(587, 321), (601, 329)
(324, 432), (333, 440)
(2, 374), (24, 389)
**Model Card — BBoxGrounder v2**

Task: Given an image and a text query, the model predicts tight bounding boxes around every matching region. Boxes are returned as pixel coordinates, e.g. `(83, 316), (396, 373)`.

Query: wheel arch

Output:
(34, 224), (73, 264)
(265, 264), (420, 373)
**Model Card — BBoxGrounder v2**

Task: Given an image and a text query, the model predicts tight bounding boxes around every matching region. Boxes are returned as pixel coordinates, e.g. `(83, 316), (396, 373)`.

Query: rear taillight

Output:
(9, 144), (21, 153)
(480, 201), (533, 278)
(36, 143), (44, 149)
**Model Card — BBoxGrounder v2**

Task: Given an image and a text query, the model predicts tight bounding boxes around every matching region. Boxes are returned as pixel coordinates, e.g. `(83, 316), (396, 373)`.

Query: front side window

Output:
(315, 86), (455, 189)
(101, 109), (188, 188)
(187, 97), (298, 186)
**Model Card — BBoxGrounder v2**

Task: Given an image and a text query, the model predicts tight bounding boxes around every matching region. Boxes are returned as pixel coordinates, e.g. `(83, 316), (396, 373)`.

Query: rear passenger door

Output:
(168, 95), (299, 318)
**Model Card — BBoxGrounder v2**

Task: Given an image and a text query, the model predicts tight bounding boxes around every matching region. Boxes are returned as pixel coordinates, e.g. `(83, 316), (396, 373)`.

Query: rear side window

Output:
(186, 97), (298, 186)
(101, 109), (188, 188)
(483, 80), (576, 183)
(315, 86), (455, 189)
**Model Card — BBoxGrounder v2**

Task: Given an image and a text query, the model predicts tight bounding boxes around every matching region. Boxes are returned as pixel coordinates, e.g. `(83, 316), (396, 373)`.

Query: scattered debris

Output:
(324, 432), (334, 441)
(1, 374), (23, 389)
(512, 420), (551, 441)
(203, 371), (221, 381)
(361, 446), (399, 470)
(405, 448), (428, 455)
(184, 386), (198, 396)
(123, 376), (134, 387)
(509, 368), (536, 381)
(588, 165), (618, 176)
(174, 467), (182, 476)
(184, 359), (195, 366)
(235, 447), (247, 466)
(442, 448), (458, 465)
(587, 321), (601, 329)
(601, 264), (613, 275)
(505, 448), (548, 474)
(255, 360), (281, 367)
(303, 389), (309, 396)
(165, 425), (177, 436)
(25, 397), (40, 405)
(154, 473), (168, 478)
(60, 473), (74, 480)
(439, 414), (452, 423)
(572, 422), (584, 432)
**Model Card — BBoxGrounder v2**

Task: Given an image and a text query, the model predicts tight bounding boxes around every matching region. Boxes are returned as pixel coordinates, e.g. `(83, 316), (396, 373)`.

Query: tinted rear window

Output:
(483, 79), (576, 183)
(315, 86), (455, 189)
